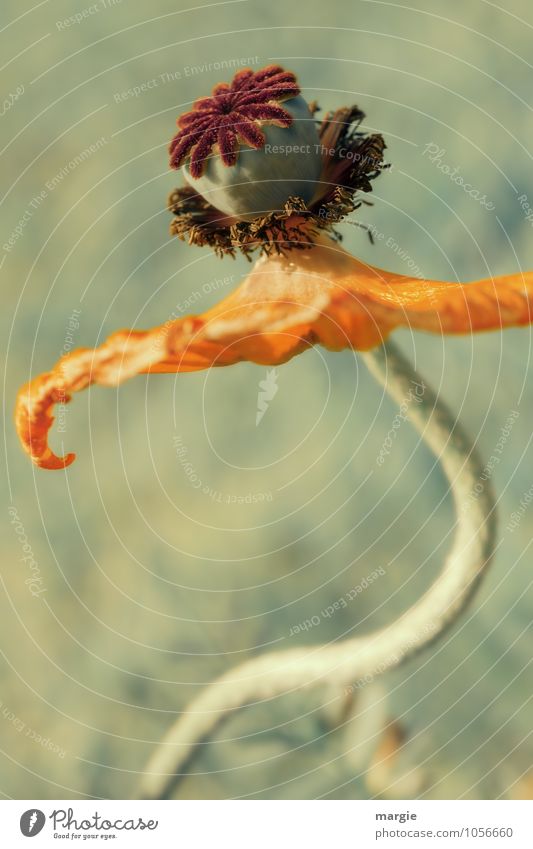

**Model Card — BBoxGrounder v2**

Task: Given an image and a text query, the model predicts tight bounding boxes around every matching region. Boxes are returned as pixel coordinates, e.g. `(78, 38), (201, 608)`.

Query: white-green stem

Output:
(138, 339), (497, 799)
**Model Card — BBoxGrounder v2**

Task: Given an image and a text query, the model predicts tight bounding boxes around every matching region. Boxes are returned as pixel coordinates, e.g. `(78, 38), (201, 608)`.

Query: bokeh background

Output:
(1, 0), (532, 800)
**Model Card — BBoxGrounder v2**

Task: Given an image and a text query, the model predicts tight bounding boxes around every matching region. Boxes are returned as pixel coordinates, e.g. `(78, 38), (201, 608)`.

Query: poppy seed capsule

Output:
(169, 65), (322, 220)
(183, 96), (321, 220)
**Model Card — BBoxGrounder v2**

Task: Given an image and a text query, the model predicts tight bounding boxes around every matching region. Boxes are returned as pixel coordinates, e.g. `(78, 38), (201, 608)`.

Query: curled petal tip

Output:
(34, 450), (76, 471)
(15, 374), (76, 470)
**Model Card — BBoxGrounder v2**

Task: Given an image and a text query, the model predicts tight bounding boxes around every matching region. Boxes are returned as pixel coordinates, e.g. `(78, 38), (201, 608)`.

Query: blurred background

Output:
(1, 0), (532, 800)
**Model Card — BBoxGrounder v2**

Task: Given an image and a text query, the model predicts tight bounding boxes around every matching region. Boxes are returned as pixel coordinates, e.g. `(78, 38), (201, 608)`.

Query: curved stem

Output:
(137, 339), (498, 799)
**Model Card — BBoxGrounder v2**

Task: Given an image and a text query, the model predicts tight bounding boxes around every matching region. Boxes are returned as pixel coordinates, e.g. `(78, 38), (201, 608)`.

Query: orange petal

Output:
(15, 234), (533, 469)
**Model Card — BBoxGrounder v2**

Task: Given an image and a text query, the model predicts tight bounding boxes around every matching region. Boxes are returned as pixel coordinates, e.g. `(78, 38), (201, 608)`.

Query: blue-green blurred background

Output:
(1, 0), (532, 799)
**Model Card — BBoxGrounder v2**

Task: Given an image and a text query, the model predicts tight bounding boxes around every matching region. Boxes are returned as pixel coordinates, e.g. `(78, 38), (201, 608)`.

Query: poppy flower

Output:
(15, 65), (533, 470)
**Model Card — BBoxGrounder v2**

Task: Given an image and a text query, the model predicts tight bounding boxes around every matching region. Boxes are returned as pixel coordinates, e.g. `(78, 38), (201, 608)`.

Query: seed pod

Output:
(170, 65), (322, 219)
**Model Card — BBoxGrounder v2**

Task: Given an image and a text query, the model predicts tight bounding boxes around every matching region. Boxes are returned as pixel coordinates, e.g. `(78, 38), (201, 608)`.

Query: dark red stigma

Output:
(169, 64), (300, 178)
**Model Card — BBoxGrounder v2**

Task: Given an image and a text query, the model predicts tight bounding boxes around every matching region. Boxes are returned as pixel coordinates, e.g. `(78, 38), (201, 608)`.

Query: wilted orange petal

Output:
(15, 233), (533, 469)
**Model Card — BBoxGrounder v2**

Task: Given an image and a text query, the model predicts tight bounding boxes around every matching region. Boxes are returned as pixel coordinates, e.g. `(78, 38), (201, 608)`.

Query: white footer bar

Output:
(2, 799), (532, 848)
